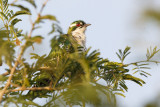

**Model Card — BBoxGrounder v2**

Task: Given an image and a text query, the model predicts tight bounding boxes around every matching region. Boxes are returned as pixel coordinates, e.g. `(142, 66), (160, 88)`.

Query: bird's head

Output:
(67, 20), (91, 34)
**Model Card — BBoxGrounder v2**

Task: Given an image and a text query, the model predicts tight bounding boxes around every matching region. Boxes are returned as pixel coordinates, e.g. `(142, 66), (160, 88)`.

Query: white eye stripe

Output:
(69, 23), (77, 28)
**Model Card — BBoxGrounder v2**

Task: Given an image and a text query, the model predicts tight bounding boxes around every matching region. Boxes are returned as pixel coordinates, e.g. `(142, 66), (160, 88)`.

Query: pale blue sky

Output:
(3, 0), (160, 107)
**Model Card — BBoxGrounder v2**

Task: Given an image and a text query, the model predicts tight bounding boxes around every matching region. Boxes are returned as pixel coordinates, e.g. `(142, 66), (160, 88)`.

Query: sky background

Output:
(2, 0), (160, 107)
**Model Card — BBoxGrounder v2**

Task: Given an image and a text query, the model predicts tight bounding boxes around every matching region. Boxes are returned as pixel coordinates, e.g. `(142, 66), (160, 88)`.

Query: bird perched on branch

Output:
(50, 20), (91, 53)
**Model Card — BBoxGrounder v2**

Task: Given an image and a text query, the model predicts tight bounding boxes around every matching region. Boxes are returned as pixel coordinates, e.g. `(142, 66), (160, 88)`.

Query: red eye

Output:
(76, 24), (81, 27)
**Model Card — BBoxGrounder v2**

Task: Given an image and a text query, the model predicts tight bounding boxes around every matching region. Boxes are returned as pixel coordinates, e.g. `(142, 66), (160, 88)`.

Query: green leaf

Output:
(123, 46), (131, 55)
(33, 26), (41, 31)
(0, 30), (9, 37)
(11, 18), (22, 26)
(0, 0), (2, 5)
(10, 4), (30, 12)
(9, 97), (40, 106)
(141, 70), (151, 76)
(48, 23), (55, 35)
(116, 46), (131, 62)
(3, 0), (8, 8)
(40, 15), (57, 21)
(133, 70), (139, 74)
(0, 75), (8, 81)
(0, 40), (15, 64)
(7, 12), (11, 18)
(146, 46), (160, 61)
(116, 52), (121, 61)
(10, 10), (14, 15)
(144, 9), (160, 22)
(24, 0), (36, 8)
(139, 67), (150, 69)
(31, 36), (44, 44)
(3, 3), (9, 14)
(119, 81), (128, 91)
(114, 92), (126, 97)
(138, 63), (149, 66)
(0, 12), (8, 20)
(30, 53), (40, 59)
(9, 11), (31, 22)
(140, 73), (148, 77)
(123, 74), (145, 86)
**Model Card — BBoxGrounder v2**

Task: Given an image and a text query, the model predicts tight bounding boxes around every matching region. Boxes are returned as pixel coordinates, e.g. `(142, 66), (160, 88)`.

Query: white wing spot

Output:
(59, 44), (64, 48)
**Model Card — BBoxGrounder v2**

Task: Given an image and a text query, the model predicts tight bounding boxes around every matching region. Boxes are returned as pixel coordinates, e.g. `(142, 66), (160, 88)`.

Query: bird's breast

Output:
(72, 32), (86, 47)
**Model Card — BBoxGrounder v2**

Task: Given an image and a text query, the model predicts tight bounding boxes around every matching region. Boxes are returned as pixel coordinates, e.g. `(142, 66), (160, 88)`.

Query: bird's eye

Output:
(76, 23), (81, 27)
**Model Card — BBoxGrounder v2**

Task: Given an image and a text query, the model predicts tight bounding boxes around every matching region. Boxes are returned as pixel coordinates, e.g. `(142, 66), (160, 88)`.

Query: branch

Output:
(5, 86), (62, 94)
(1, 72), (9, 76)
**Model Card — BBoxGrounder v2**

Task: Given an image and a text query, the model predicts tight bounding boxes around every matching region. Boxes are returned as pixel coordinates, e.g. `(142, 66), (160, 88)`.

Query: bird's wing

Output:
(49, 34), (70, 54)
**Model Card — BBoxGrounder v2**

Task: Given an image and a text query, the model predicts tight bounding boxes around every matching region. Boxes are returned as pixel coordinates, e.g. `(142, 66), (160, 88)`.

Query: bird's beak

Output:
(84, 24), (91, 27)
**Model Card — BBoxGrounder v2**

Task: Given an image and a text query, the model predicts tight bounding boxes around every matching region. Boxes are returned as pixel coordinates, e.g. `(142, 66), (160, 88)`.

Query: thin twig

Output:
(129, 60), (160, 65)
(39, 67), (52, 70)
(40, 0), (49, 13)
(1, 72), (9, 76)
(10, 83), (21, 88)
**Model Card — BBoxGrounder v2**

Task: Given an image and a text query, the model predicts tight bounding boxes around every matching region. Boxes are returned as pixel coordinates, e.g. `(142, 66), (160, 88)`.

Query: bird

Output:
(50, 20), (91, 54)
(45, 21), (91, 87)
(67, 20), (91, 51)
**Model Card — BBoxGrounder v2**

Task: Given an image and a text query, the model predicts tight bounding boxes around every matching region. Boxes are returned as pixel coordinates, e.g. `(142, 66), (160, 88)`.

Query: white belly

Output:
(72, 32), (86, 47)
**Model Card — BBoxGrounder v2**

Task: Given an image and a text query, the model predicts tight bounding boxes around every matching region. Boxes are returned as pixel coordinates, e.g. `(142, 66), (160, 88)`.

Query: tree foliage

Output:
(0, 0), (160, 107)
